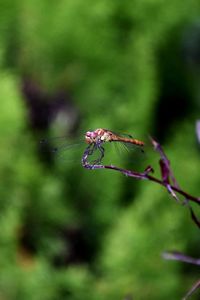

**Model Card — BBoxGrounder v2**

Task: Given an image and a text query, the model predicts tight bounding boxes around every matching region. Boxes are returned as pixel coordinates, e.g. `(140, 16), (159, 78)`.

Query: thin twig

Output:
(82, 136), (200, 299)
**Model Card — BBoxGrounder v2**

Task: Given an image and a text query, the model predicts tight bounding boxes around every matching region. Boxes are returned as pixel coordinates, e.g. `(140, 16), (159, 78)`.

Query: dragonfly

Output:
(84, 128), (145, 164)
(40, 128), (145, 165)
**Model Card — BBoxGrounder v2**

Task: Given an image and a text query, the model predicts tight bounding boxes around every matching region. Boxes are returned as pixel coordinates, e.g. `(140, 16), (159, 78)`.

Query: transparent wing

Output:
(40, 135), (86, 163)
(104, 129), (134, 139)
(40, 136), (83, 153)
(120, 141), (145, 153)
(114, 140), (145, 156)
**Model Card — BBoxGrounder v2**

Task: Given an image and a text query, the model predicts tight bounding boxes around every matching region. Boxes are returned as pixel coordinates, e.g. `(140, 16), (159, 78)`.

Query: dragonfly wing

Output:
(40, 136), (85, 163)
(115, 141), (145, 156)
(104, 129), (133, 139)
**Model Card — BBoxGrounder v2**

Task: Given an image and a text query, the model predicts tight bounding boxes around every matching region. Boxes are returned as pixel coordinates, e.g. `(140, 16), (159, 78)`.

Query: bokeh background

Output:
(1, 1), (200, 299)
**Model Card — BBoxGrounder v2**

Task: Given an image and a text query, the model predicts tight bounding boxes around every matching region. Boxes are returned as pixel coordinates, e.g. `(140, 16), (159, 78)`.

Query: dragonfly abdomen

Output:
(111, 136), (145, 146)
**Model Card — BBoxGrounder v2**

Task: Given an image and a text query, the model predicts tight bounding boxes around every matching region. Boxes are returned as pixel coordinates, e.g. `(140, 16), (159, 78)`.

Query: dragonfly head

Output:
(85, 130), (98, 144)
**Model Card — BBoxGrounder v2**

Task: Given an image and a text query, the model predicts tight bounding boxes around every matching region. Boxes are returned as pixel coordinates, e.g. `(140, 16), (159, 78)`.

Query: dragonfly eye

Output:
(86, 131), (92, 137)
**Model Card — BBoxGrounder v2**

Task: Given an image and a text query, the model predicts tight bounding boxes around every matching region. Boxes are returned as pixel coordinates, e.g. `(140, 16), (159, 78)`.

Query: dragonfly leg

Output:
(82, 143), (97, 166)
(84, 141), (105, 165)
(91, 143), (105, 165)
(98, 144), (105, 162)
(87, 143), (96, 155)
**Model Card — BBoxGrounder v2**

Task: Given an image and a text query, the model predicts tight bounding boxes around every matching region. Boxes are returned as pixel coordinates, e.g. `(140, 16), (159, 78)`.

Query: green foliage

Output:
(0, 1), (200, 299)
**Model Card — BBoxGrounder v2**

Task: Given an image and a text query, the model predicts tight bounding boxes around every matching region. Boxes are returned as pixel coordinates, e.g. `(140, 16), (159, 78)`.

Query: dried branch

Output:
(82, 137), (200, 208)
(82, 135), (200, 299)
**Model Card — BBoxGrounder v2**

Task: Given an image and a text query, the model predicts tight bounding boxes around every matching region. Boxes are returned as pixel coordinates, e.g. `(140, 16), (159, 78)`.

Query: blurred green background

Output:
(1, 1), (200, 299)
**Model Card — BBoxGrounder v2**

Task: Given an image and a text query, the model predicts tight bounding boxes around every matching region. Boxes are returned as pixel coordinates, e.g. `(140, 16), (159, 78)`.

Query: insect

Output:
(40, 128), (145, 165)
(84, 128), (145, 164)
